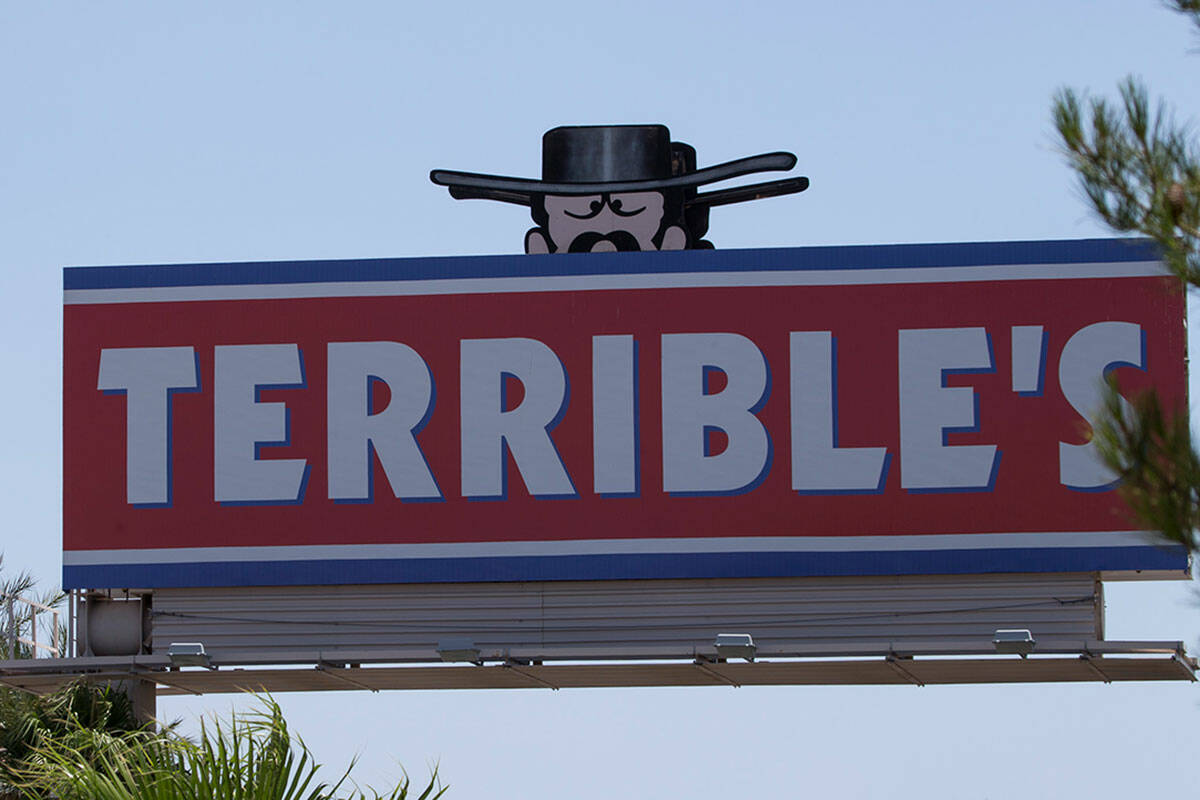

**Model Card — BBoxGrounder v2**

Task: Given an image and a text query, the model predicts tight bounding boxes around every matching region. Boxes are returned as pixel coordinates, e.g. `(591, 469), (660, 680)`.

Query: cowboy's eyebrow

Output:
(560, 194), (648, 220)
(610, 199), (647, 218)
(561, 195), (607, 220)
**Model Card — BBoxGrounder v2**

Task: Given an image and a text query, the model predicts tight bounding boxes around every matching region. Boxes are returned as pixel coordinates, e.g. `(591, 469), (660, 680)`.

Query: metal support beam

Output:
(1173, 653), (1197, 682)
(316, 663), (378, 693)
(503, 663), (559, 690)
(886, 655), (925, 687)
(0, 676), (38, 694)
(693, 658), (741, 687)
(0, 643), (1192, 695)
(147, 670), (204, 696)
(1080, 654), (1111, 683)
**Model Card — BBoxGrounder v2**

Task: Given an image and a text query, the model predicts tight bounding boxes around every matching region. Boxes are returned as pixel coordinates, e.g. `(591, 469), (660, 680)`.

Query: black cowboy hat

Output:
(430, 124), (808, 208)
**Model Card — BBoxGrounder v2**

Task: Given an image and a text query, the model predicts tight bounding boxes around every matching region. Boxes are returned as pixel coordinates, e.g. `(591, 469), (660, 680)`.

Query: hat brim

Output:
(445, 174), (810, 209)
(430, 151), (797, 198)
(691, 176), (809, 208)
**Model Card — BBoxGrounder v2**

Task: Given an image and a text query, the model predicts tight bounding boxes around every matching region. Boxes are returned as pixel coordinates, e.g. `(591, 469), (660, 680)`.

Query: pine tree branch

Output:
(1053, 5), (1200, 553)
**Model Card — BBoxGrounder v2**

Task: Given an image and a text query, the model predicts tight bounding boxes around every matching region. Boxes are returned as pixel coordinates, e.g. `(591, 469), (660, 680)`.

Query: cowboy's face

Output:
(530, 191), (687, 254)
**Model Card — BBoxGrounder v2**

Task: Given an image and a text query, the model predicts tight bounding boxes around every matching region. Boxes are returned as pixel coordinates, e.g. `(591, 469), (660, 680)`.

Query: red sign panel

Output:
(62, 240), (1189, 588)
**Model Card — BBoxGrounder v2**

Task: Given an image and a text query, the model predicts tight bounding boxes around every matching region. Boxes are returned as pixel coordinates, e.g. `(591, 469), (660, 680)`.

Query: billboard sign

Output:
(63, 239), (1189, 589)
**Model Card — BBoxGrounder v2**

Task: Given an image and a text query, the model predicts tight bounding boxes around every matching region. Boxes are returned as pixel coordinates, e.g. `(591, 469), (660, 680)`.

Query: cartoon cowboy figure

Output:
(431, 124), (808, 254)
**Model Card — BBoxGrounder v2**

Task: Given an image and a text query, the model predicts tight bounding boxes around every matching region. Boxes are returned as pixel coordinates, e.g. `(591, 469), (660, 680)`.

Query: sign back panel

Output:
(62, 240), (1189, 589)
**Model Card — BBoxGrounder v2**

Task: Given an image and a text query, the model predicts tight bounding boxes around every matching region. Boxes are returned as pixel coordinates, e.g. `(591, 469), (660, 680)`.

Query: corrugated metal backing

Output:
(150, 573), (1100, 663)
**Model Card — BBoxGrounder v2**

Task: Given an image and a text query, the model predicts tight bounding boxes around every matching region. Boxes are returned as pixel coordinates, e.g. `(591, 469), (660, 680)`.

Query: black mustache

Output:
(567, 230), (644, 253)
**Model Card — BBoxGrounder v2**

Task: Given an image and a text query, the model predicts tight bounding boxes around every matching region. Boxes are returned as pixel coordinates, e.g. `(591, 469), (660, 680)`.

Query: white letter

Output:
(460, 338), (575, 498)
(1059, 321), (1144, 490)
(1010, 325), (1046, 394)
(327, 342), (440, 501)
(593, 335), (637, 495)
(214, 344), (308, 504)
(661, 333), (770, 494)
(790, 332), (888, 492)
(97, 346), (198, 505)
(899, 328), (998, 491)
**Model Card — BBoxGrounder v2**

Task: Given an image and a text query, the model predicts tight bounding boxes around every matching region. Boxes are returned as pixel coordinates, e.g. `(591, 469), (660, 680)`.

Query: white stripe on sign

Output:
(63, 261), (1167, 305)
(62, 530), (1161, 566)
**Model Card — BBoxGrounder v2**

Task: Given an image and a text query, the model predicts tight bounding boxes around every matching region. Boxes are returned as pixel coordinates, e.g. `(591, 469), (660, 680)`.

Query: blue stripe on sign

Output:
(63, 238), (1161, 290)
(61, 545), (1188, 589)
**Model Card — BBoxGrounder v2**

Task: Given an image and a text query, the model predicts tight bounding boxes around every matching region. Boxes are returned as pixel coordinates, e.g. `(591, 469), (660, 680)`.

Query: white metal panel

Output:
(148, 573), (1100, 663)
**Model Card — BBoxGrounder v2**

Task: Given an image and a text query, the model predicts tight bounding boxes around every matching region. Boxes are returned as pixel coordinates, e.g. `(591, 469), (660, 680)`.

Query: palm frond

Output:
(7, 694), (443, 800)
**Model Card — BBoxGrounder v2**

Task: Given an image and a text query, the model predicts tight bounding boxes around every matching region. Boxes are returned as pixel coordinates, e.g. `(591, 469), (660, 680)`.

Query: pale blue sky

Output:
(3, 2), (1199, 797)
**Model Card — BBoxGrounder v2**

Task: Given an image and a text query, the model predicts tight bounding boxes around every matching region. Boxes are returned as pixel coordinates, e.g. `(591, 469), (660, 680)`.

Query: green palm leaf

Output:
(9, 695), (443, 800)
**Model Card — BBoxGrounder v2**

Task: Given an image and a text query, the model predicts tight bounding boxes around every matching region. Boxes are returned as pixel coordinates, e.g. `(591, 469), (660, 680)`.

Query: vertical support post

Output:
(130, 679), (157, 725)
(77, 593), (89, 657)
(81, 593), (156, 725)
(67, 591), (75, 658)
(5, 595), (15, 658)
(104, 679), (157, 727)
